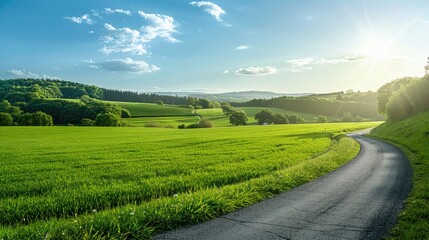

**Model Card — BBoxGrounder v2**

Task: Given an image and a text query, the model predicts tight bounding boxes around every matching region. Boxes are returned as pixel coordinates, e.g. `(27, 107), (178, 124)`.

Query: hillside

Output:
(370, 112), (429, 239)
(233, 91), (382, 120)
(105, 101), (194, 117)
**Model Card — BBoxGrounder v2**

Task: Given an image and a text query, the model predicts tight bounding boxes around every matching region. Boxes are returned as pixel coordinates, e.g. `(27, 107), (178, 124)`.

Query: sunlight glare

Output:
(357, 36), (390, 61)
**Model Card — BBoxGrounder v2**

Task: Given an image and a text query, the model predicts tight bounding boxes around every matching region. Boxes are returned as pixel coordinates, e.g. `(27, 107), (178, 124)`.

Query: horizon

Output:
(1, 0), (428, 93)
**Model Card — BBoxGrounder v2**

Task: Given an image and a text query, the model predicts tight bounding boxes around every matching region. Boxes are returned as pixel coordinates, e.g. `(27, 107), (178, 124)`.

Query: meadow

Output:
(116, 103), (338, 128)
(370, 112), (429, 239)
(0, 122), (378, 239)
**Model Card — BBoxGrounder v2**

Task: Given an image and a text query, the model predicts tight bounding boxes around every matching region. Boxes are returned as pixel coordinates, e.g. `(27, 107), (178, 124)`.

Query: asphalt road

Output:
(154, 132), (412, 240)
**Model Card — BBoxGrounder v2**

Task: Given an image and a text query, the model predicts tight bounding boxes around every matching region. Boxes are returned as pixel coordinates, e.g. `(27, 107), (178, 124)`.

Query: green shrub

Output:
(81, 118), (95, 126)
(178, 124), (186, 129)
(197, 119), (213, 128)
(0, 112), (13, 126)
(95, 113), (120, 127)
(121, 109), (132, 118)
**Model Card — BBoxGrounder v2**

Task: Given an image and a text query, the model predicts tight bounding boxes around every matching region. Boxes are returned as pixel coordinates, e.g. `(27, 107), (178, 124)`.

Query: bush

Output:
(121, 109), (132, 118)
(95, 113), (120, 127)
(17, 111), (53, 126)
(178, 124), (186, 129)
(186, 123), (199, 128)
(156, 100), (164, 105)
(81, 118), (95, 126)
(0, 112), (13, 126)
(197, 119), (213, 128)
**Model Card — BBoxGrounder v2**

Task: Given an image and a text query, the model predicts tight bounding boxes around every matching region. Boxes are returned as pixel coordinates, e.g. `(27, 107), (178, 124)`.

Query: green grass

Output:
(104, 101), (194, 117)
(370, 112), (429, 240)
(237, 107), (337, 122)
(0, 122), (379, 239)
(124, 116), (200, 127)
(196, 107), (337, 127)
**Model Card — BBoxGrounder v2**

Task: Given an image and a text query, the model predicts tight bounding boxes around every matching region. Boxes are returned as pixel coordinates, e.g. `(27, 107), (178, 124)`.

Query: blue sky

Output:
(1, 0), (428, 93)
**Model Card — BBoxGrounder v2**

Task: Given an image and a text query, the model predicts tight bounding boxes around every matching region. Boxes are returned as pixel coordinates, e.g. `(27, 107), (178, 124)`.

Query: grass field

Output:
(53, 99), (340, 127)
(104, 101), (194, 117)
(0, 122), (379, 239)
(370, 112), (429, 239)
(195, 107), (336, 127)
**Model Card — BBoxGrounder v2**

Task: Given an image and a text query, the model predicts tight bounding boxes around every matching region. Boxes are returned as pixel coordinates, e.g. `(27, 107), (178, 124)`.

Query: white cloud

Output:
(235, 45), (251, 50)
(8, 69), (60, 79)
(105, 8), (132, 16)
(100, 12), (179, 55)
(285, 54), (413, 72)
(97, 58), (160, 73)
(190, 1), (225, 22)
(100, 23), (149, 55)
(138, 11), (180, 43)
(64, 14), (95, 24)
(222, 70), (229, 74)
(235, 66), (277, 76)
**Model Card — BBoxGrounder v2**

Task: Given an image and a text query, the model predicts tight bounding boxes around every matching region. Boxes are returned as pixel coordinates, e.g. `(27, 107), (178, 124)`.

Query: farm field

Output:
(0, 122), (379, 239)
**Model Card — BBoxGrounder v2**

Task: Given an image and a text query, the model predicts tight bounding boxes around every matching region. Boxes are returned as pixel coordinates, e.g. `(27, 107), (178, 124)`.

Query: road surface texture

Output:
(154, 131), (412, 240)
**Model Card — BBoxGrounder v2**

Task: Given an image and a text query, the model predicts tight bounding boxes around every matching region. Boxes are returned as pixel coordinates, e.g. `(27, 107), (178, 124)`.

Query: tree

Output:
(81, 118), (94, 126)
(31, 111), (53, 126)
(425, 57), (429, 74)
(229, 111), (248, 126)
(95, 113), (120, 126)
(316, 115), (328, 123)
(17, 111), (53, 126)
(287, 114), (305, 124)
(0, 112), (13, 126)
(221, 103), (235, 116)
(156, 100), (164, 105)
(198, 99), (212, 109)
(121, 109), (132, 118)
(273, 113), (289, 124)
(254, 109), (274, 125)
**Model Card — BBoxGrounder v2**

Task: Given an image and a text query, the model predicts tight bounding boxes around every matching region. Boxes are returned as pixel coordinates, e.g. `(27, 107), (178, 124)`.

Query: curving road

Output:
(154, 131), (412, 240)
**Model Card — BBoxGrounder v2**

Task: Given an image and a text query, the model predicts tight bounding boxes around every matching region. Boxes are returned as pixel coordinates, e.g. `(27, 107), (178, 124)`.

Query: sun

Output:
(356, 36), (390, 61)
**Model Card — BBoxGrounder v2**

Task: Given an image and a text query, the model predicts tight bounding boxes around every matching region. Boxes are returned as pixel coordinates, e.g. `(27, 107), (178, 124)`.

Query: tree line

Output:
(377, 75), (429, 121)
(232, 96), (379, 119)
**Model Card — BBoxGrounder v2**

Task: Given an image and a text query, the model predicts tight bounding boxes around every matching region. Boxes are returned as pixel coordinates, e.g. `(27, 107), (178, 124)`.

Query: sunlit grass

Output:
(370, 112), (429, 240)
(0, 122), (379, 239)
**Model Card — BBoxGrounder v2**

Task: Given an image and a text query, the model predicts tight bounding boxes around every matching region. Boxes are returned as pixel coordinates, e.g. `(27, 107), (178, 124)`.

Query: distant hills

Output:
(155, 91), (312, 102)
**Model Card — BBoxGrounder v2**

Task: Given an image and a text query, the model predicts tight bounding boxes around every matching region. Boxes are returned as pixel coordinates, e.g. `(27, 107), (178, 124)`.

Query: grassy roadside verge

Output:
(369, 112), (429, 240)
(0, 136), (360, 240)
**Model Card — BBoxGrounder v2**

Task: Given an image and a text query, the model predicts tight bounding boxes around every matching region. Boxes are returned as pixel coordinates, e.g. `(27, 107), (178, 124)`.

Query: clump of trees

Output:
(229, 111), (248, 126)
(377, 74), (429, 121)
(18, 111), (53, 126)
(0, 112), (13, 126)
(220, 103), (248, 126)
(95, 113), (121, 127)
(254, 109), (304, 125)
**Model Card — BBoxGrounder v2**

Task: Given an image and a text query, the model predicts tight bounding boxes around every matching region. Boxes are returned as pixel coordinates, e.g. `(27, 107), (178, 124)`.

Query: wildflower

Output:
(173, 194), (179, 198)
(92, 209), (97, 213)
